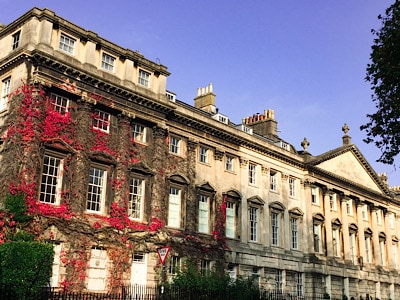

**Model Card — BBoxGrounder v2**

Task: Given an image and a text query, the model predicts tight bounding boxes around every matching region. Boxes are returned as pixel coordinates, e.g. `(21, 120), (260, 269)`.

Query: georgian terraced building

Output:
(1, 7), (400, 299)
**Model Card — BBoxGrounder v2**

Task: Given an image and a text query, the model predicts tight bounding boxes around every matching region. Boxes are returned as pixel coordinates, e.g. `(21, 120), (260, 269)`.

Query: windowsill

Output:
(224, 169), (235, 174)
(198, 161), (211, 166)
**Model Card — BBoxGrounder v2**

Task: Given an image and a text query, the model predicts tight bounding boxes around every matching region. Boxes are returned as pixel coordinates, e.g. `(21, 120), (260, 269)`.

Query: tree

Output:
(361, 0), (400, 165)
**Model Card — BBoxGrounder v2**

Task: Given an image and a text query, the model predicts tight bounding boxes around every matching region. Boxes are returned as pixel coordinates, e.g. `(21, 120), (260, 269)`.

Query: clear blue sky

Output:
(1, 1), (398, 186)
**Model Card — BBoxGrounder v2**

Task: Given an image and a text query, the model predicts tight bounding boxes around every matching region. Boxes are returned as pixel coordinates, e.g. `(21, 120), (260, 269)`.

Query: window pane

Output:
(40, 155), (62, 204)
(87, 167), (105, 212)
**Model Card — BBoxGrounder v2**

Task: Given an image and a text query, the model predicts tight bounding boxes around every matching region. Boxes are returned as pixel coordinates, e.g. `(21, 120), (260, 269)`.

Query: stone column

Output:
(371, 207), (380, 265)
(186, 139), (198, 232)
(323, 189), (333, 257)
(340, 196), (350, 260)
(356, 202), (366, 263)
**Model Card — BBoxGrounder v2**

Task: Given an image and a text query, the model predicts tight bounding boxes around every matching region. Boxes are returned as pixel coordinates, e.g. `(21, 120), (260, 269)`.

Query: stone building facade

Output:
(1, 8), (400, 299)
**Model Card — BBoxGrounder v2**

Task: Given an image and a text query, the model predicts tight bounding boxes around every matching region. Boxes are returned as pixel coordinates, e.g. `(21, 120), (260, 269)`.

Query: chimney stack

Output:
(242, 109), (278, 139)
(194, 83), (216, 114)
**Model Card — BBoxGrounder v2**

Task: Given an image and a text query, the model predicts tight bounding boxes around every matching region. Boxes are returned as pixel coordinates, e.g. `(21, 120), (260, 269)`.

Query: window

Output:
(129, 177), (144, 220)
(289, 177), (296, 197)
(138, 69), (151, 87)
(169, 136), (181, 154)
(133, 252), (145, 263)
(291, 217), (298, 249)
(227, 264), (237, 280)
(275, 269), (283, 293)
(226, 202), (235, 238)
(392, 243), (398, 269)
(169, 256), (181, 275)
(311, 187), (319, 204)
(200, 260), (211, 275)
(365, 236), (372, 263)
(198, 195), (210, 233)
(50, 94), (69, 114)
(40, 154), (63, 204)
(296, 273), (303, 297)
(0, 77), (11, 111)
(101, 52), (115, 72)
(12, 31), (20, 50)
(132, 123), (146, 143)
(168, 187), (181, 228)
(313, 224), (322, 253)
(59, 33), (76, 54)
(362, 205), (368, 220)
(270, 171), (277, 191)
(92, 109), (110, 132)
(249, 207), (258, 242)
(225, 155), (234, 172)
(249, 163), (256, 185)
(389, 214), (395, 229)
(376, 209), (382, 225)
(271, 212), (279, 246)
(379, 239), (386, 266)
(346, 199), (353, 216)
(332, 228), (340, 257)
(199, 147), (209, 163)
(87, 167), (106, 213)
(350, 233), (356, 264)
(329, 194), (337, 211)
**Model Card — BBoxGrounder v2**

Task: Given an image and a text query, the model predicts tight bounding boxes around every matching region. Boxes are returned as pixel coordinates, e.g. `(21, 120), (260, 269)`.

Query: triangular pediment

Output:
(310, 146), (385, 194)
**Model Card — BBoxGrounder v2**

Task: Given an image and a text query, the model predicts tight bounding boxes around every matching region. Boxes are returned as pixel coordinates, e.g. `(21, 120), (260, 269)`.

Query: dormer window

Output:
(138, 69), (151, 87)
(12, 31), (20, 50)
(101, 52), (115, 72)
(59, 33), (76, 55)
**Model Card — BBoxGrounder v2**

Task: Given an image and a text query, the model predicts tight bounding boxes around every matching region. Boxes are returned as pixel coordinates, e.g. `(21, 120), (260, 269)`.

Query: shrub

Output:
(0, 241), (54, 297)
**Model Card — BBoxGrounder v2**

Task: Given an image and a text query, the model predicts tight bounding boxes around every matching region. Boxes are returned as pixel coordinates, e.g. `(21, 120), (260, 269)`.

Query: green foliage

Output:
(4, 193), (31, 223)
(0, 241), (54, 297)
(9, 229), (34, 242)
(169, 259), (260, 300)
(362, 0), (400, 165)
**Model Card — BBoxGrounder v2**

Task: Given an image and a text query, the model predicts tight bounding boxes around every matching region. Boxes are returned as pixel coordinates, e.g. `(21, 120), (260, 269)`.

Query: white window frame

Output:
(365, 236), (372, 263)
(289, 177), (296, 198)
(132, 123), (146, 144)
(270, 171), (277, 191)
(389, 214), (395, 229)
(86, 166), (107, 214)
(350, 232), (356, 264)
(271, 212), (279, 246)
(169, 136), (181, 154)
(227, 264), (237, 280)
(248, 163), (256, 185)
(87, 246), (108, 291)
(128, 177), (144, 220)
(138, 69), (151, 87)
(169, 256), (181, 275)
(275, 269), (283, 293)
(199, 146), (209, 164)
(311, 187), (319, 205)
(249, 206), (258, 242)
(198, 194), (210, 233)
(92, 109), (110, 133)
(225, 155), (234, 172)
(168, 187), (181, 228)
(290, 217), (298, 249)
(226, 201), (235, 239)
(313, 224), (322, 253)
(12, 31), (20, 50)
(376, 209), (382, 225)
(59, 33), (76, 55)
(50, 93), (69, 114)
(362, 205), (368, 221)
(200, 260), (211, 275)
(392, 242), (398, 269)
(346, 199), (353, 216)
(329, 193), (337, 211)
(40, 154), (64, 205)
(332, 228), (340, 257)
(101, 52), (115, 72)
(380, 239), (386, 266)
(296, 273), (303, 297)
(0, 77), (11, 112)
